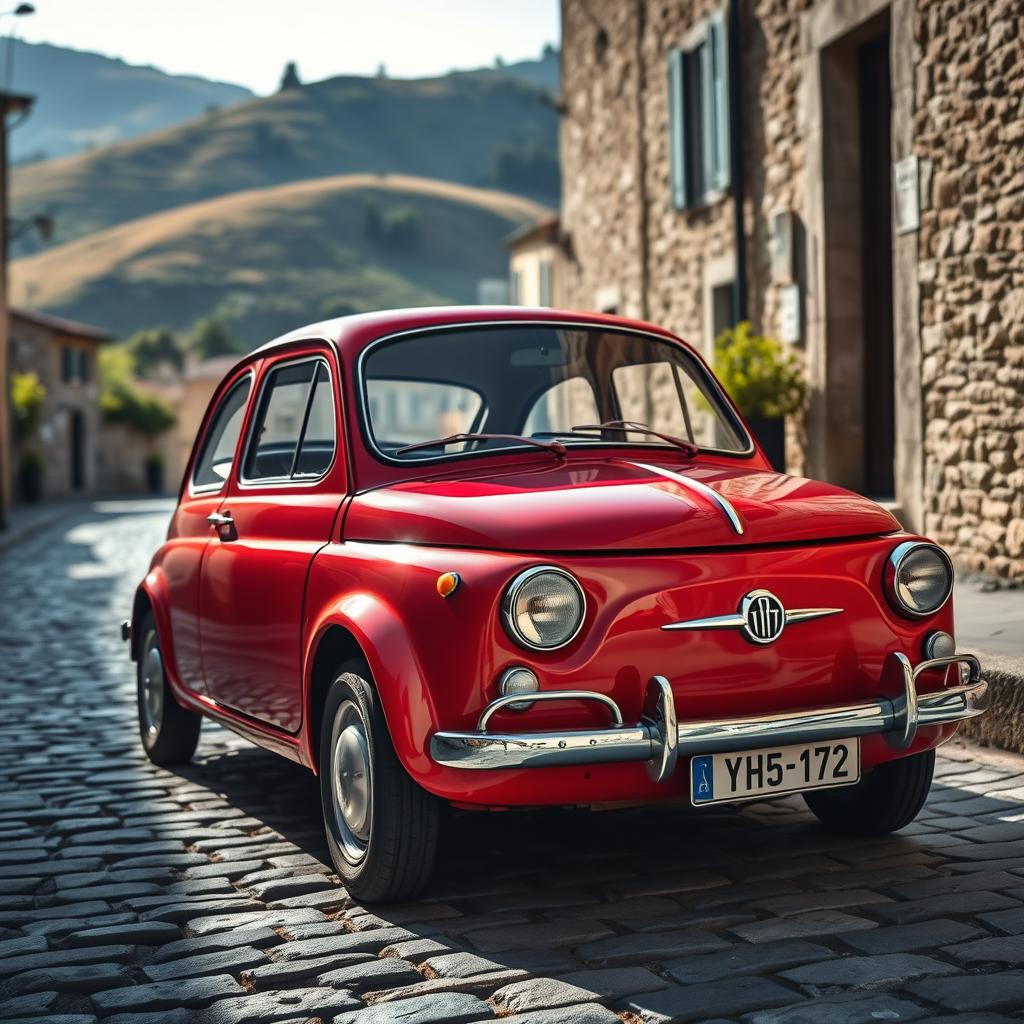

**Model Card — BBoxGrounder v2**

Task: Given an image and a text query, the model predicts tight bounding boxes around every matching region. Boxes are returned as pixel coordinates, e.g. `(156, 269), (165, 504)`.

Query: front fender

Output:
(302, 593), (441, 781)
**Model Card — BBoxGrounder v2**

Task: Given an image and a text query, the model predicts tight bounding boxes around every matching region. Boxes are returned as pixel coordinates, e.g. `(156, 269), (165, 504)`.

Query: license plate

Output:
(690, 739), (860, 806)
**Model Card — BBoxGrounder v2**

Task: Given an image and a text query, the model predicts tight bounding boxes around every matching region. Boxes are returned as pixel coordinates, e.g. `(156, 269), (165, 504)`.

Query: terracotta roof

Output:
(9, 306), (111, 342)
(505, 213), (560, 250)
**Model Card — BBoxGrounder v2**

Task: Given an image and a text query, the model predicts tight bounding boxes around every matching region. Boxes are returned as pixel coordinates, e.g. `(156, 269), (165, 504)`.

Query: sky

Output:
(11, 0), (561, 94)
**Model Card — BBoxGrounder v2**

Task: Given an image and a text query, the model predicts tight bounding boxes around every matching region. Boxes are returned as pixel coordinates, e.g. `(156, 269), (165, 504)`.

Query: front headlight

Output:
(502, 566), (586, 650)
(885, 542), (953, 617)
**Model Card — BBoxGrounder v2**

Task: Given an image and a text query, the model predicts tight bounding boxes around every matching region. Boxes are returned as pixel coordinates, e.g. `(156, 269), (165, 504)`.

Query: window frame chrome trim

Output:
(187, 370), (255, 498)
(238, 353), (338, 490)
(501, 564), (588, 652)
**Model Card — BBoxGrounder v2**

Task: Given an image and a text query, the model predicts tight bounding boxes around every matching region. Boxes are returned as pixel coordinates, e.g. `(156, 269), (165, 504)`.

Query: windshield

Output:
(360, 324), (751, 462)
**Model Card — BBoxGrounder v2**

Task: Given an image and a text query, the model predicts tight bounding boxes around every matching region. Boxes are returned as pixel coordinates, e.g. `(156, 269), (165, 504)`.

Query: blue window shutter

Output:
(708, 11), (732, 192)
(667, 48), (687, 208)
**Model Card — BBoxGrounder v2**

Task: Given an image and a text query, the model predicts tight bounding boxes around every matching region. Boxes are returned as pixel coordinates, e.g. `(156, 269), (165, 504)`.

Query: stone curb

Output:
(961, 653), (1024, 756)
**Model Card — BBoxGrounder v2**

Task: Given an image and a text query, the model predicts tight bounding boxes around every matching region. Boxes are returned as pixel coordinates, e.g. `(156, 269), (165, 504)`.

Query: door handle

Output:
(207, 511), (234, 527)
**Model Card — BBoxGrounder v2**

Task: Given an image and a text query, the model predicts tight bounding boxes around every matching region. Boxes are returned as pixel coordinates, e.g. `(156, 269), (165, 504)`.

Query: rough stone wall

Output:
(914, 0), (1024, 578)
(560, 0), (814, 452)
(560, 0), (1022, 578)
(560, 0), (647, 317)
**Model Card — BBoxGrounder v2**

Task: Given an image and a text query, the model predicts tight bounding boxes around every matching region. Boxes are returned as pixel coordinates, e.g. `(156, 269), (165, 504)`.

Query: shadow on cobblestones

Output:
(3, 500), (1024, 1024)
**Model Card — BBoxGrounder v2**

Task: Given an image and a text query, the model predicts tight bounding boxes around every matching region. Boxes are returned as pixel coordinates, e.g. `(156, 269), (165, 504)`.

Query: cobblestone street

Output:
(2, 500), (1024, 1024)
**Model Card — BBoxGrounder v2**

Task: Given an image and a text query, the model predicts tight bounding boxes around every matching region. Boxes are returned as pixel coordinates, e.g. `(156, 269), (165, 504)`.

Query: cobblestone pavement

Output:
(3, 499), (1024, 1024)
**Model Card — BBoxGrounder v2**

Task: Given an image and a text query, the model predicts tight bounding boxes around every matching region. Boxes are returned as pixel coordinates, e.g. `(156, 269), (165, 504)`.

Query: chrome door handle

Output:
(206, 511), (234, 527)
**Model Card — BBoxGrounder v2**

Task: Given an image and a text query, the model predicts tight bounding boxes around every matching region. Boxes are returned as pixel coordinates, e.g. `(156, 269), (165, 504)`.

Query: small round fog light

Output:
(923, 630), (956, 660)
(498, 666), (539, 711)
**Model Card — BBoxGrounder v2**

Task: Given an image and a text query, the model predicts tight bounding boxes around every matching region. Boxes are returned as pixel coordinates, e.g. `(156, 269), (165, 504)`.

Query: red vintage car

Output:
(127, 306), (988, 900)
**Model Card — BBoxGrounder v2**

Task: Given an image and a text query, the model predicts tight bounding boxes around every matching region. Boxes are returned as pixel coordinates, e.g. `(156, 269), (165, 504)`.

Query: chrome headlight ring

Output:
(501, 565), (587, 651)
(884, 541), (954, 618)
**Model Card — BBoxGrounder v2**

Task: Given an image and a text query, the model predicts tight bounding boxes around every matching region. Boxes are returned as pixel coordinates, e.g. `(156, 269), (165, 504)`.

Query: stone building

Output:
(556, 0), (1023, 578)
(7, 307), (109, 499)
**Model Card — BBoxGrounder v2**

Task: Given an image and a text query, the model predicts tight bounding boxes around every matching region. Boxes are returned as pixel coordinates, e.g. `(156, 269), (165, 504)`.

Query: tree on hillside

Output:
(486, 140), (560, 197)
(98, 347), (176, 437)
(126, 327), (184, 377)
(279, 62), (301, 91)
(188, 317), (245, 361)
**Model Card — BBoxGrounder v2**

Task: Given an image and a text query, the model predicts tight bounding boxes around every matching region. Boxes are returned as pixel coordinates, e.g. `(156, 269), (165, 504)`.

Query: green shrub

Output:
(713, 321), (807, 419)
(125, 327), (185, 376)
(10, 372), (46, 442)
(99, 347), (177, 437)
(187, 316), (245, 361)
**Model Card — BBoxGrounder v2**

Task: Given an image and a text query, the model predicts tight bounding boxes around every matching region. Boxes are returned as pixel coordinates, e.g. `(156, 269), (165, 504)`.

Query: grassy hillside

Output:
(11, 70), (558, 256)
(10, 174), (548, 345)
(9, 40), (253, 163)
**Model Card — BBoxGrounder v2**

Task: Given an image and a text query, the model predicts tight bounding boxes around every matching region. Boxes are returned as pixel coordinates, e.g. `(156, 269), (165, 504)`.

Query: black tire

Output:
(803, 748), (935, 835)
(319, 661), (439, 902)
(136, 611), (201, 766)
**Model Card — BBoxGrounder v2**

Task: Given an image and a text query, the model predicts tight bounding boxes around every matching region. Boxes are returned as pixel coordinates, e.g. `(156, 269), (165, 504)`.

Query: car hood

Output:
(344, 458), (900, 551)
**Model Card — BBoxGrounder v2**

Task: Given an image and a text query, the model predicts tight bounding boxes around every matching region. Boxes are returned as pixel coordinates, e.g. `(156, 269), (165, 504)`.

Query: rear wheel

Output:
(136, 612), (201, 765)
(803, 748), (935, 835)
(319, 662), (439, 901)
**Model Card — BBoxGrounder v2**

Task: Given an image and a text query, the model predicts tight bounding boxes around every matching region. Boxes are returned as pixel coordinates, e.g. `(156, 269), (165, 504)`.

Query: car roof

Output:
(251, 305), (684, 365)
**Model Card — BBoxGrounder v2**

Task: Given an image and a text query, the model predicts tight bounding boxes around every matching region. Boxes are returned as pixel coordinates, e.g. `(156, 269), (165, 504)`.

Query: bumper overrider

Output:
(430, 653), (988, 783)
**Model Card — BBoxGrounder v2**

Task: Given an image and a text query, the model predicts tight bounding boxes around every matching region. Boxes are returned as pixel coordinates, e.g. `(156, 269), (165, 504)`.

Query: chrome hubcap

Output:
(140, 631), (164, 741)
(331, 702), (371, 863)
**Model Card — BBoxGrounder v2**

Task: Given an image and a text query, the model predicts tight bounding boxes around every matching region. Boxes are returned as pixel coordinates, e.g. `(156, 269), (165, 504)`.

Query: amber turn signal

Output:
(436, 571), (461, 598)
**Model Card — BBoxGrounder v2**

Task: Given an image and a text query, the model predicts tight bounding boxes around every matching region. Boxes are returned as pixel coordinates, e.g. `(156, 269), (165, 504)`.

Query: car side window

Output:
(192, 376), (252, 490)
(243, 357), (337, 482)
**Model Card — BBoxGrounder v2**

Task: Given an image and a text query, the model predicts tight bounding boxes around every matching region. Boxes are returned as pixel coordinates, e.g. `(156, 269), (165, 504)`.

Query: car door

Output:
(162, 366), (255, 694)
(198, 344), (345, 732)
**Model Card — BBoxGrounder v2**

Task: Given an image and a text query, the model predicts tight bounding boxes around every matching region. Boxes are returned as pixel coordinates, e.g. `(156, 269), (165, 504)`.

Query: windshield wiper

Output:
(394, 432), (567, 458)
(535, 420), (699, 458)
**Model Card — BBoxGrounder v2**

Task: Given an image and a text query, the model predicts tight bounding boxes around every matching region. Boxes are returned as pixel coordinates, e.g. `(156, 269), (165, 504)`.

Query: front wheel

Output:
(803, 748), (935, 835)
(136, 612), (201, 766)
(319, 663), (439, 901)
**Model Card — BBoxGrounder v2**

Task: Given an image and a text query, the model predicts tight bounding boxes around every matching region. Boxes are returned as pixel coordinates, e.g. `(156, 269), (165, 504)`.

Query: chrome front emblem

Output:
(740, 589), (786, 644)
(662, 590), (842, 645)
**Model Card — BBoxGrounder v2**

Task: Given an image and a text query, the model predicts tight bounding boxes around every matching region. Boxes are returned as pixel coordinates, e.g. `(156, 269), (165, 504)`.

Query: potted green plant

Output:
(11, 372), (47, 503)
(713, 321), (807, 471)
(18, 450), (44, 503)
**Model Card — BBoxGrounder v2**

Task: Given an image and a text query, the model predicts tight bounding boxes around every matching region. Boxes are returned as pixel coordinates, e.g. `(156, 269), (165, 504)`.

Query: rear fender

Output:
(132, 570), (173, 674)
(302, 593), (440, 780)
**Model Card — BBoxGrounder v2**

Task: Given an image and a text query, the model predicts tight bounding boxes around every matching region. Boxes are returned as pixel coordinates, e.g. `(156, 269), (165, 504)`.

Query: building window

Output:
(60, 346), (91, 384)
(510, 269), (522, 305)
(668, 12), (731, 209)
(539, 259), (553, 307)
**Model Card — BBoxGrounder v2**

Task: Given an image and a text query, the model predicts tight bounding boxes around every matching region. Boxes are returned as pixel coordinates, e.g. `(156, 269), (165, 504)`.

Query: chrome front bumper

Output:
(429, 653), (988, 783)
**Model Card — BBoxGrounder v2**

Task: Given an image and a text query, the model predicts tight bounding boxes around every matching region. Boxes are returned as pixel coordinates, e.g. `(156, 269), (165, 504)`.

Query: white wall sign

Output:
(779, 283), (801, 343)
(893, 155), (920, 235)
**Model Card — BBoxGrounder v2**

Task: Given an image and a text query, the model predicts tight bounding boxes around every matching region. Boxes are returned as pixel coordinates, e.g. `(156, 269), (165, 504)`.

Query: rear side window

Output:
(192, 376), (252, 490)
(243, 357), (336, 482)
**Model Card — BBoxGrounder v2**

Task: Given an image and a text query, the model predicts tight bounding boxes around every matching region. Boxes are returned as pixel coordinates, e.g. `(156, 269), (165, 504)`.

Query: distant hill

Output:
(8, 40), (253, 163)
(11, 68), (559, 256)
(456, 46), (560, 93)
(10, 174), (549, 345)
